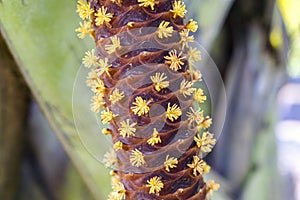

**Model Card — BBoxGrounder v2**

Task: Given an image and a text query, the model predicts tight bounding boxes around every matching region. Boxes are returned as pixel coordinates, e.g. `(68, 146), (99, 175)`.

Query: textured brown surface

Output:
(88, 0), (207, 199)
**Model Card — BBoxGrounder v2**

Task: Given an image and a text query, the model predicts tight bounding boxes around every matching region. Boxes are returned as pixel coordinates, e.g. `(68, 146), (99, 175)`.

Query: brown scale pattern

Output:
(88, 0), (207, 199)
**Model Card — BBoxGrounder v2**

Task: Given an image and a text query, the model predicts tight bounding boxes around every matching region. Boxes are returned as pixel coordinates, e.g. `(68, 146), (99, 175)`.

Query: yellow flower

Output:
(150, 72), (169, 92)
(105, 36), (121, 54)
(75, 21), (93, 39)
(197, 116), (212, 130)
(95, 6), (113, 26)
(90, 94), (105, 113)
(110, 173), (121, 189)
(190, 70), (202, 81)
(110, 0), (122, 5)
(166, 103), (182, 122)
(187, 47), (201, 67)
(170, 0), (187, 18)
(109, 88), (125, 104)
(96, 58), (112, 77)
(194, 88), (207, 103)
(138, 0), (158, 10)
(186, 107), (204, 125)
(101, 108), (118, 124)
(130, 149), (146, 167)
(76, 0), (94, 20)
(118, 119), (137, 138)
(186, 19), (198, 32)
(187, 156), (210, 176)
(206, 180), (220, 196)
(164, 155), (178, 172)
(91, 78), (105, 95)
(82, 49), (98, 68)
(157, 21), (174, 39)
(102, 128), (112, 135)
(194, 132), (216, 153)
(146, 176), (164, 195)
(147, 128), (162, 146)
(113, 141), (123, 150)
(179, 29), (194, 49)
(86, 69), (99, 87)
(164, 49), (185, 71)
(103, 148), (117, 168)
(179, 80), (196, 97)
(109, 179), (126, 200)
(108, 192), (124, 200)
(127, 22), (135, 27)
(131, 96), (150, 116)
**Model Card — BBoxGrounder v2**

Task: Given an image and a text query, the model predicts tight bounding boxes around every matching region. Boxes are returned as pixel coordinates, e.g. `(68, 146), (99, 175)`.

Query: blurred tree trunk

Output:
(209, 0), (288, 198)
(0, 33), (30, 200)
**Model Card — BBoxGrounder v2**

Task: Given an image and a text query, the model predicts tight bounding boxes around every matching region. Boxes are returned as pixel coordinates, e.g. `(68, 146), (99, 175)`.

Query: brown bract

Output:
(85, 0), (214, 199)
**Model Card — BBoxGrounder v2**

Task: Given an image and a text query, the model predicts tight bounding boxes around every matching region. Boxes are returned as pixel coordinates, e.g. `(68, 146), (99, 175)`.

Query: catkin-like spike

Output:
(78, 0), (219, 199)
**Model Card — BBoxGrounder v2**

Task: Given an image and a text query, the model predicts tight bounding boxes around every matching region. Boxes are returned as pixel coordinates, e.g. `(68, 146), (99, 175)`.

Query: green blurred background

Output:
(0, 0), (300, 199)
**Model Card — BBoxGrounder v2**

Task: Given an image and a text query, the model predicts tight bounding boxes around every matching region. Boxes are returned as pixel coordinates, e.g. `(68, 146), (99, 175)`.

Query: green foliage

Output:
(0, 0), (110, 199)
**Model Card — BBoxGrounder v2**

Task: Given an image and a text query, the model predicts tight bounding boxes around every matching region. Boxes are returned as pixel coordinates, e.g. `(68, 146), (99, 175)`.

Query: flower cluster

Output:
(76, 0), (220, 198)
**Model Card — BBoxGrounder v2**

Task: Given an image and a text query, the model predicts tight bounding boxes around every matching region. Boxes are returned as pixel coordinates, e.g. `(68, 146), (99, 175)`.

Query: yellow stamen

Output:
(130, 149), (146, 167)
(146, 176), (164, 195)
(170, 0), (187, 18)
(147, 128), (162, 146)
(131, 96), (150, 116)
(164, 155), (178, 172)
(95, 6), (113, 26)
(166, 103), (182, 122)
(164, 49), (185, 71)
(157, 21), (174, 39)
(118, 119), (136, 138)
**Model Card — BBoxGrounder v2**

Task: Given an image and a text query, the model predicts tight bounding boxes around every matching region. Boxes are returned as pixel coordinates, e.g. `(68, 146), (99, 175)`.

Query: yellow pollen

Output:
(180, 29), (194, 49)
(158, 21), (174, 39)
(75, 20), (93, 39)
(146, 176), (164, 195)
(206, 180), (220, 196)
(118, 119), (137, 138)
(187, 47), (201, 67)
(82, 49), (98, 68)
(164, 49), (185, 71)
(131, 96), (150, 116)
(127, 22), (134, 27)
(105, 36), (121, 54)
(109, 88), (125, 104)
(194, 132), (216, 153)
(186, 19), (198, 32)
(113, 141), (123, 150)
(147, 128), (162, 146)
(96, 58), (112, 77)
(130, 149), (146, 167)
(76, 0), (94, 20)
(150, 72), (169, 92)
(101, 108), (118, 124)
(170, 0), (187, 18)
(103, 148), (117, 168)
(194, 88), (207, 103)
(90, 94), (105, 113)
(179, 80), (196, 97)
(164, 155), (178, 172)
(102, 128), (112, 135)
(187, 156), (210, 176)
(110, 0), (122, 5)
(138, 0), (158, 10)
(95, 6), (113, 26)
(186, 107), (204, 126)
(166, 103), (182, 122)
